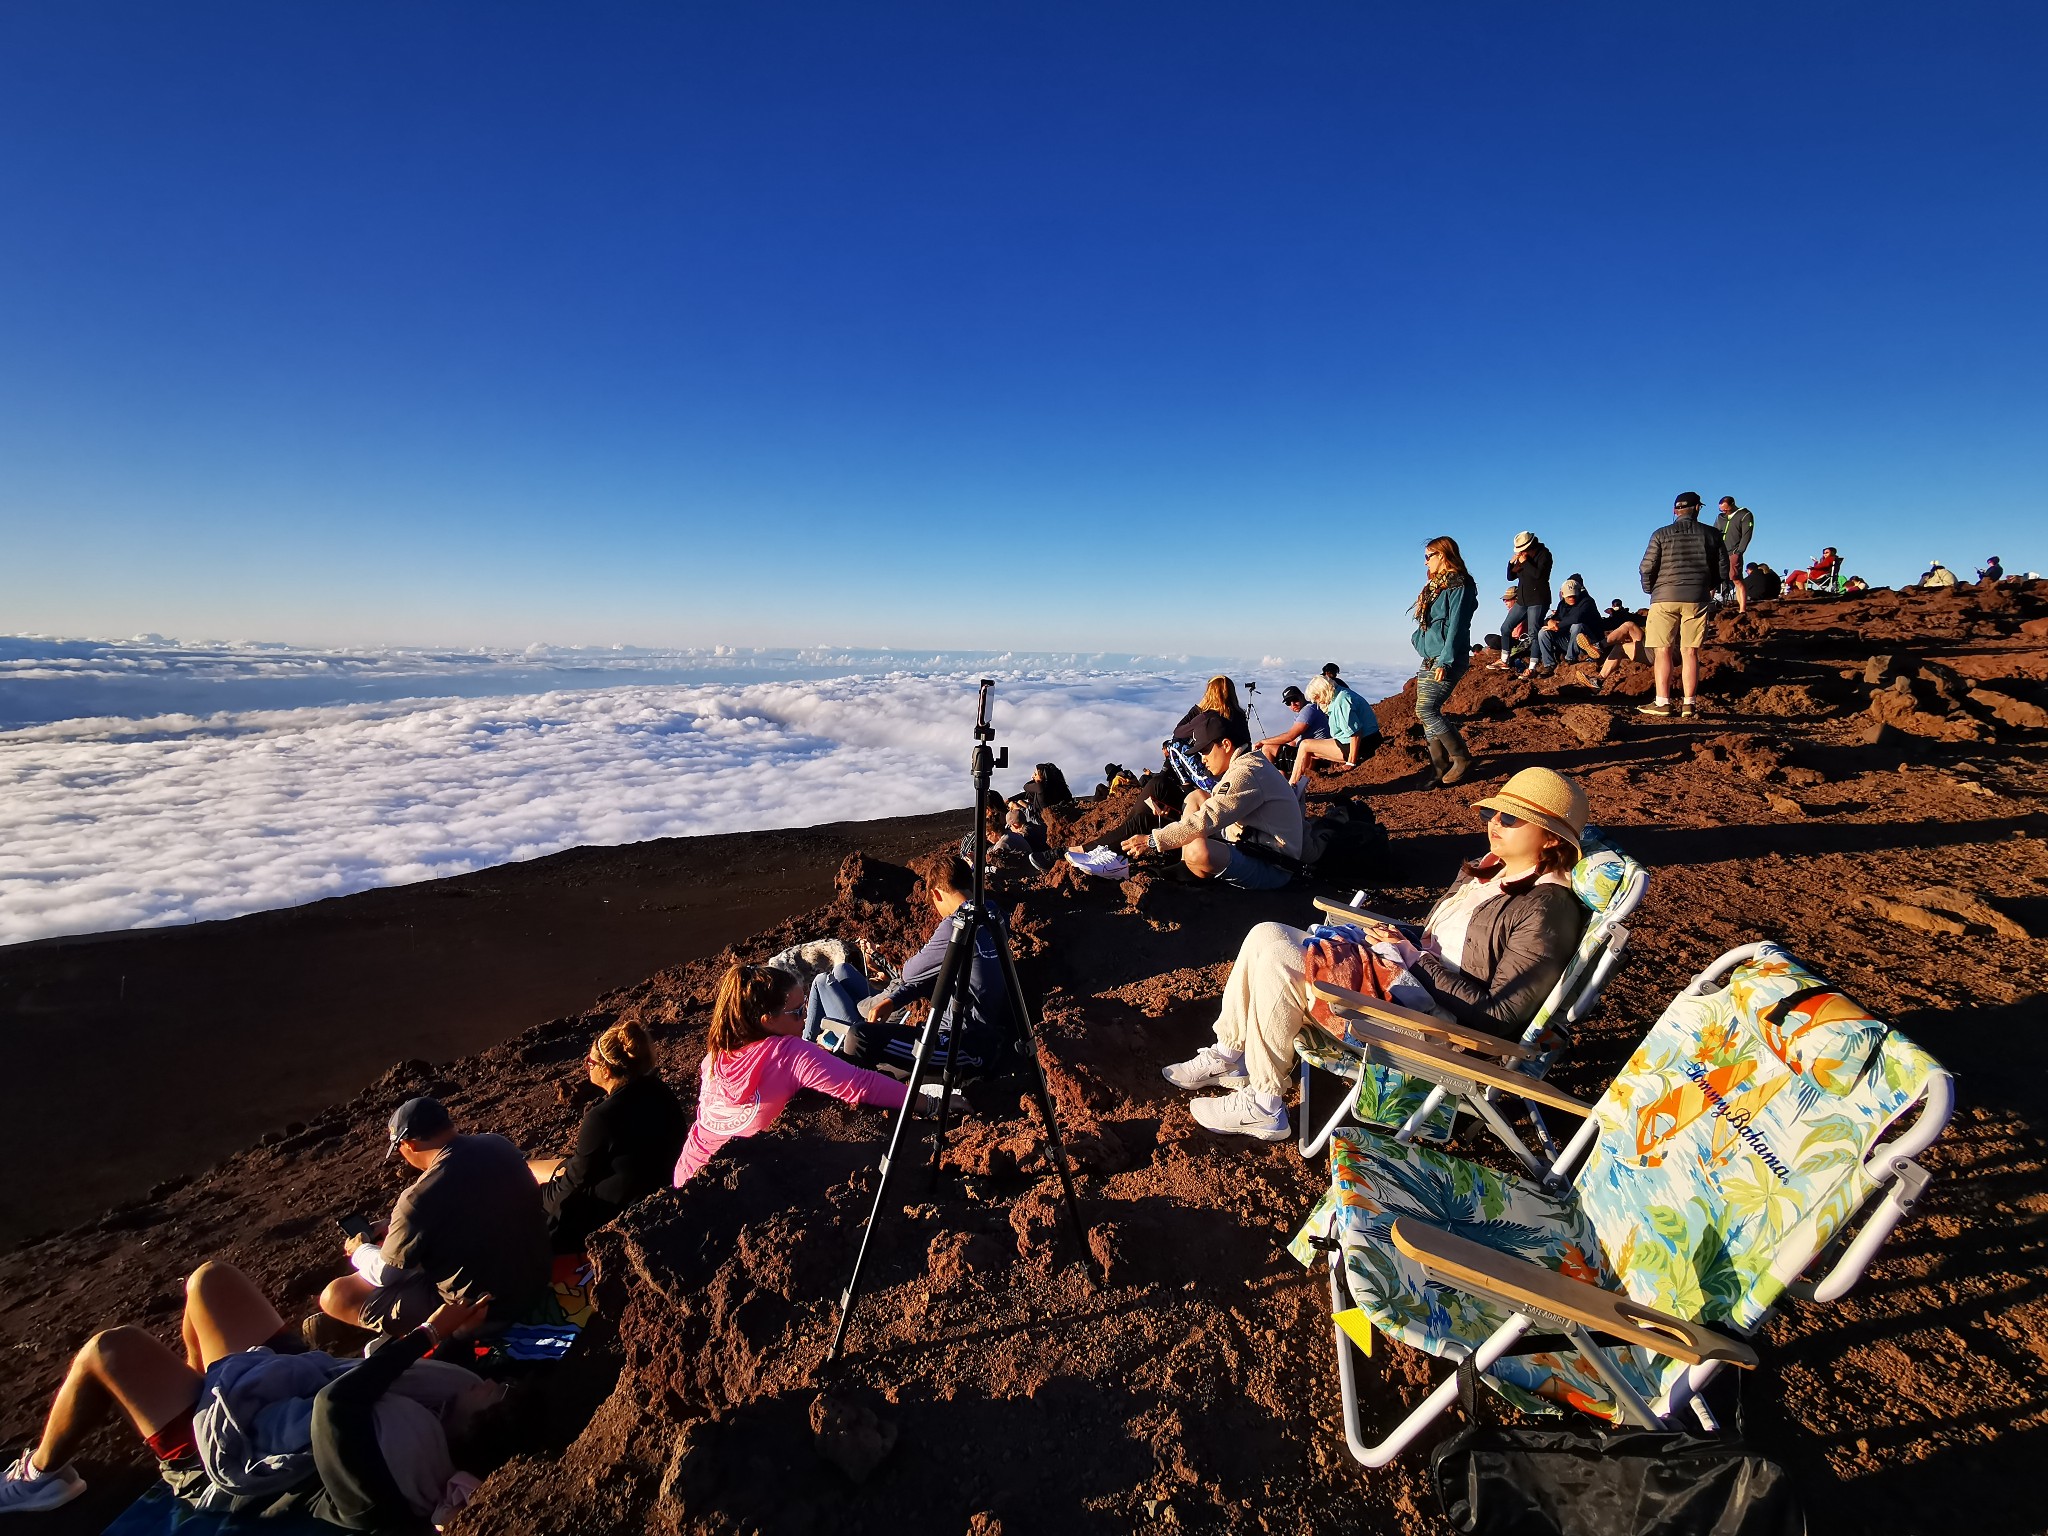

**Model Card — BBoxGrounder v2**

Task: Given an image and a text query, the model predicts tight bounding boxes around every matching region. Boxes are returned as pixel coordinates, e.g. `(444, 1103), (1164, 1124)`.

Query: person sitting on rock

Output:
(1483, 586), (1529, 670)
(1253, 685), (1331, 771)
(1596, 612), (1648, 679)
(1159, 767), (1590, 1142)
(985, 803), (1053, 870)
(1741, 562), (1782, 602)
(1919, 560), (1957, 589)
(675, 963), (908, 1184)
(825, 857), (1019, 1078)
(1093, 770), (1186, 850)
(1785, 547), (1843, 593)
(1977, 555), (2004, 583)
(1123, 710), (1304, 890)
(1168, 675), (1252, 755)
(313, 1097), (552, 1345)
(1287, 674), (1381, 785)
(0, 1259), (508, 1526)
(1532, 574), (1603, 672)
(528, 1020), (688, 1253)
(1843, 575), (1870, 593)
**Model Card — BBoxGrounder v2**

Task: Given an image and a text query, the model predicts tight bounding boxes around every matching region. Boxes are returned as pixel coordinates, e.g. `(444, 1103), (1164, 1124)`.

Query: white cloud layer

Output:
(0, 660), (1408, 945)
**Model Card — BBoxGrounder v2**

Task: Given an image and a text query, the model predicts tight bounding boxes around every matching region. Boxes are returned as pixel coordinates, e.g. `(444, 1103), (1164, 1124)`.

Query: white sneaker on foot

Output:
(1188, 1087), (1291, 1142)
(1162, 1045), (1248, 1091)
(0, 1449), (86, 1513)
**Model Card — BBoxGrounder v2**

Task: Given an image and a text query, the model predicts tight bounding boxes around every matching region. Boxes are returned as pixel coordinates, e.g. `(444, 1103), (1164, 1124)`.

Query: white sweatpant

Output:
(1212, 921), (1312, 1097)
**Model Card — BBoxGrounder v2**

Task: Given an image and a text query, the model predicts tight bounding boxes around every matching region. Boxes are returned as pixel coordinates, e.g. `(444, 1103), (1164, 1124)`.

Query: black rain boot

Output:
(1439, 727), (1475, 786)
(1424, 735), (1450, 785)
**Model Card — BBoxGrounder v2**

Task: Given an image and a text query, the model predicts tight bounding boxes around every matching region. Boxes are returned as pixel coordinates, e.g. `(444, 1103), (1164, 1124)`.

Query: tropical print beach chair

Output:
(1295, 826), (1647, 1167)
(1288, 941), (1953, 1467)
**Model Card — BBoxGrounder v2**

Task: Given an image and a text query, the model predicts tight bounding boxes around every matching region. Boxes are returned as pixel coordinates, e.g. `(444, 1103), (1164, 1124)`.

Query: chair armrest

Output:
(1389, 1218), (1758, 1370)
(1333, 1018), (1589, 1116)
(1308, 982), (1539, 1064)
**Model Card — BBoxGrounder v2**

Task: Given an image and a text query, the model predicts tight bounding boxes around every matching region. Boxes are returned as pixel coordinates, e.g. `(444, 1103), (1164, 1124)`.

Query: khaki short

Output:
(1646, 601), (1707, 650)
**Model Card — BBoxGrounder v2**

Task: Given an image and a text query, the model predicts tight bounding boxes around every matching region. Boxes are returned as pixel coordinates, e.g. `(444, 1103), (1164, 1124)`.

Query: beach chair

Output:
(1294, 827), (1647, 1167)
(1287, 940), (1952, 1468)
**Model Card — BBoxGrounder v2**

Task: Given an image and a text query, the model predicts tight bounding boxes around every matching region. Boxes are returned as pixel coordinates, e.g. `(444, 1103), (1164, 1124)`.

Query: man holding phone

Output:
(312, 1097), (551, 1342)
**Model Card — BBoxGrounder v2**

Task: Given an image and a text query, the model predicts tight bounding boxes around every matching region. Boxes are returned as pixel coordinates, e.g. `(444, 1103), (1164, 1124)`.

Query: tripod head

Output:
(973, 678), (1009, 769)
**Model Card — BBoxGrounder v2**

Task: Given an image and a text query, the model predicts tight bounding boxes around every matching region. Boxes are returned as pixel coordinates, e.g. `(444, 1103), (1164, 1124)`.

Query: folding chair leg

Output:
(1466, 1090), (1549, 1179)
(1329, 1244), (1535, 1469)
(1299, 1057), (1355, 1159)
(1392, 1083), (1451, 1144)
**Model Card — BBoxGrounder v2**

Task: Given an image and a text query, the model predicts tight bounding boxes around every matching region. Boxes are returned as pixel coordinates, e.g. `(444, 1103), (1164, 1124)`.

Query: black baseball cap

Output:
(1187, 710), (1233, 751)
(1674, 491), (1702, 510)
(1280, 685), (1306, 706)
(387, 1096), (452, 1159)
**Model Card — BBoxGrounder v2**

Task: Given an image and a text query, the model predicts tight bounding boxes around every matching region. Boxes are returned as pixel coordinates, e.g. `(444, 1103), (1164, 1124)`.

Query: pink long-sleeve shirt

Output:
(674, 1035), (908, 1184)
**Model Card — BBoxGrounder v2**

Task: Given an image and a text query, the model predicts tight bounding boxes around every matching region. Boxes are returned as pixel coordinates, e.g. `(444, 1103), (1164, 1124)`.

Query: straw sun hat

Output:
(1472, 767), (1588, 853)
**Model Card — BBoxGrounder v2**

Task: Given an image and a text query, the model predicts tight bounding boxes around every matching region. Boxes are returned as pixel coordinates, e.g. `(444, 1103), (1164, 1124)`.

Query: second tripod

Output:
(824, 678), (1093, 1364)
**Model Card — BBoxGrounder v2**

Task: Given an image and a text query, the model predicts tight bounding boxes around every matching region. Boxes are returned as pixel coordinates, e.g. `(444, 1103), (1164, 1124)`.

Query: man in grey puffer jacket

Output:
(1637, 491), (1727, 719)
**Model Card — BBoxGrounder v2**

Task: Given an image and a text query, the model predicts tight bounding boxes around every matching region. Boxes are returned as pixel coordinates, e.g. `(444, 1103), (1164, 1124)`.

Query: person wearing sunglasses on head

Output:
(527, 1020), (688, 1252)
(674, 963), (908, 1185)
(1160, 767), (1589, 1142)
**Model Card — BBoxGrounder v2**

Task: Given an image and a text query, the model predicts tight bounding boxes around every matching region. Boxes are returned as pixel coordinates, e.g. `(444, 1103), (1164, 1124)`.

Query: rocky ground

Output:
(3, 581), (2045, 1536)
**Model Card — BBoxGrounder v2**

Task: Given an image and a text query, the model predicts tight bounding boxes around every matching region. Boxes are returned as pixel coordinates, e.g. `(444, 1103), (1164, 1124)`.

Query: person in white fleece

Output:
(1121, 710), (1303, 891)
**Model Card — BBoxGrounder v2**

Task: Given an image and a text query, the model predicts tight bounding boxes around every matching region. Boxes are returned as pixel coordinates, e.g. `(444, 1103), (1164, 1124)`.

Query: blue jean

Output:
(805, 963), (871, 1047)
(1414, 666), (1461, 739)
(1534, 622), (1587, 669)
(1510, 603), (1546, 668)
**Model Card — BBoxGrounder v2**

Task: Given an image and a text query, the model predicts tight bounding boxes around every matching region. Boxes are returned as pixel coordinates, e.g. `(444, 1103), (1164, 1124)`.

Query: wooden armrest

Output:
(1308, 982), (1538, 1064)
(1312, 897), (1402, 927)
(1390, 1218), (1758, 1370)
(1335, 1019), (1589, 1116)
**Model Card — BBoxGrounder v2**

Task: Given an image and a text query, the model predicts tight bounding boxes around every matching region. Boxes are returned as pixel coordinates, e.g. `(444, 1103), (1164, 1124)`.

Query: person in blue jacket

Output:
(1531, 574), (1602, 672)
(1411, 535), (1479, 784)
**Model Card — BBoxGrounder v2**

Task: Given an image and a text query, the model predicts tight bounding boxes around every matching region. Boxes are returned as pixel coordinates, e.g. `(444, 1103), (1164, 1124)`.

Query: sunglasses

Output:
(1482, 808), (1526, 829)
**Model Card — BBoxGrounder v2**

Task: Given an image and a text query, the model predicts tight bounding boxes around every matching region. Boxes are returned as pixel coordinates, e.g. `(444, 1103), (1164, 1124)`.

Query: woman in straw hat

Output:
(1160, 767), (1589, 1142)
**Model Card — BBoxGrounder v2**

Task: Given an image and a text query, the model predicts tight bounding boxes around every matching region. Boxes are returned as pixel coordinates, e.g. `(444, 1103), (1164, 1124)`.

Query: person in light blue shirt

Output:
(1252, 684), (1331, 772)
(1287, 673), (1382, 786)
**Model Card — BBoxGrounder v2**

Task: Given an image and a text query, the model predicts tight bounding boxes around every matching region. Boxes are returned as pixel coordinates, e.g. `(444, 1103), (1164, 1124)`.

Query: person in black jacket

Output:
(1531, 574), (1601, 672)
(530, 1020), (688, 1252)
(1637, 492), (1728, 720)
(1505, 531), (1554, 677)
(0, 1259), (508, 1530)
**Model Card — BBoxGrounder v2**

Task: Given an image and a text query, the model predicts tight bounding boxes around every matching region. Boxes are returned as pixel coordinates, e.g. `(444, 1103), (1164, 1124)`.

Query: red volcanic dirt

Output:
(3, 582), (2048, 1536)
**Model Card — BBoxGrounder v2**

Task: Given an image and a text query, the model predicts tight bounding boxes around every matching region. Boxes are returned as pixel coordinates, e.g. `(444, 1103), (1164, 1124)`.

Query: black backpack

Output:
(1302, 793), (1388, 888)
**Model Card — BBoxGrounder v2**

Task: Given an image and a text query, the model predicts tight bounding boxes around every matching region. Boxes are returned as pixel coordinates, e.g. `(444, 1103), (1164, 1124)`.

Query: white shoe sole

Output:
(1161, 1064), (1248, 1092)
(1188, 1106), (1291, 1142)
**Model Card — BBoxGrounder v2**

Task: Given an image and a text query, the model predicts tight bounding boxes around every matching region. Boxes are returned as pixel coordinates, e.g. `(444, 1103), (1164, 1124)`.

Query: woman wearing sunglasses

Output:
(1160, 767), (1589, 1142)
(530, 1018), (689, 1251)
(674, 963), (908, 1184)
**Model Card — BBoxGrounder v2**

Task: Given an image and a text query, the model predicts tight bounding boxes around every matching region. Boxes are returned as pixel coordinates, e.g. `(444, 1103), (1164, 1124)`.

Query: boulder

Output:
(1968, 686), (2048, 730)
(1558, 704), (1615, 745)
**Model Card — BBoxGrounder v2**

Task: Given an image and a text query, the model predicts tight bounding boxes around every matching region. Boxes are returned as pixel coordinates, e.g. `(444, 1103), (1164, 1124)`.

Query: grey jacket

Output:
(1412, 871), (1585, 1035)
(1714, 505), (1754, 559)
(1153, 748), (1304, 859)
(1639, 514), (1728, 605)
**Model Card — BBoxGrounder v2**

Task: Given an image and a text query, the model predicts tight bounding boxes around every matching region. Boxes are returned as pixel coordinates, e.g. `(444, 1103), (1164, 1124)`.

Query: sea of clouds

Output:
(0, 635), (1406, 946)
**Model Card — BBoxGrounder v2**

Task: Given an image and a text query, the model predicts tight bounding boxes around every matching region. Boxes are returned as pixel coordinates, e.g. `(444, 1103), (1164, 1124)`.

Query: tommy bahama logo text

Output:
(1680, 1060), (1792, 1181)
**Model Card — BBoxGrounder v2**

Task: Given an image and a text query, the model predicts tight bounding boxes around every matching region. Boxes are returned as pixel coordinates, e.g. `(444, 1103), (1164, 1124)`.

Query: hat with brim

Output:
(387, 1095), (451, 1160)
(1513, 530), (1535, 551)
(1472, 767), (1588, 854)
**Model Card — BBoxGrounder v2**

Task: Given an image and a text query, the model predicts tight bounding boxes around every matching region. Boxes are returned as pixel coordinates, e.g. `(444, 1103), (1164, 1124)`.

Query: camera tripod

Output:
(824, 679), (1093, 1364)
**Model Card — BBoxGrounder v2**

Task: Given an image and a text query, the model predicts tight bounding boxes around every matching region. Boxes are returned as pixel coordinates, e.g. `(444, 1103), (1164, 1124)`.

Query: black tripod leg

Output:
(991, 919), (1096, 1283)
(823, 913), (975, 1366)
(926, 912), (977, 1187)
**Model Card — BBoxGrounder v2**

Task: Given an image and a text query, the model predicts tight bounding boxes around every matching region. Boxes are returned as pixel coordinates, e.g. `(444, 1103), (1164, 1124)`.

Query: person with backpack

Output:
(1636, 492), (1728, 719)
(1411, 536), (1479, 784)
(1504, 531), (1553, 677)
(1713, 497), (1754, 608)
(1159, 766), (1589, 1142)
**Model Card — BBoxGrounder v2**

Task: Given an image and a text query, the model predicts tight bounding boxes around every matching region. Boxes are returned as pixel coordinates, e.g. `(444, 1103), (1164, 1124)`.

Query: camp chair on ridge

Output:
(1294, 826), (1648, 1169)
(1287, 940), (1952, 1468)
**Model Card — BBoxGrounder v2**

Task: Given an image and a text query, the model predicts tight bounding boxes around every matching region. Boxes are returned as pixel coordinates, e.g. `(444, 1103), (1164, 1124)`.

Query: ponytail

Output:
(708, 964), (794, 1059)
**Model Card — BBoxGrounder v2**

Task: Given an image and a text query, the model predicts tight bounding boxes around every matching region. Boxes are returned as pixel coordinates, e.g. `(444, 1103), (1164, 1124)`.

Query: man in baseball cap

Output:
(1252, 683), (1331, 769)
(1122, 710), (1302, 890)
(312, 1095), (551, 1344)
(1635, 492), (1728, 719)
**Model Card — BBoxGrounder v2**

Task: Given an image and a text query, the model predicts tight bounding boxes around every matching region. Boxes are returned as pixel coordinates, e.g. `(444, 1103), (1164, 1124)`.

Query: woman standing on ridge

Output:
(1411, 536), (1479, 785)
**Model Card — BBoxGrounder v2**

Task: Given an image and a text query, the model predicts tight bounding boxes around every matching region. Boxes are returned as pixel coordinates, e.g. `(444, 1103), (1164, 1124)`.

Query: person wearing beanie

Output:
(1161, 766), (1589, 1142)
(1636, 492), (1728, 719)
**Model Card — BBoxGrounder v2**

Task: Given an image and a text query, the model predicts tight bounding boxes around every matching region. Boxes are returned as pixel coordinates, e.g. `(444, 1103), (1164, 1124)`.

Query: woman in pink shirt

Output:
(675, 963), (908, 1184)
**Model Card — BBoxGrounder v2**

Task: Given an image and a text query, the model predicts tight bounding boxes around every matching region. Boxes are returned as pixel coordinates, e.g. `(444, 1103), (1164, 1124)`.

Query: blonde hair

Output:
(1305, 675), (1336, 707)
(708, 964), (799, 1059)
(1199, 675), (1241, 716)
(590, 1019), (657, 1080)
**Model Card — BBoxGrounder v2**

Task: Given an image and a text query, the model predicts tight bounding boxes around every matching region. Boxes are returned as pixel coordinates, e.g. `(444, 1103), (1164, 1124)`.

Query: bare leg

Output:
(528, 1157), (563, 1184)
(33, 1328), (198, 1472)
(1653, 646), (1674, 700)
(182, 1260), (287, 1371)
(1681, 647), (1700, 701)
(1289, 737), (1340, 785)
(320, 1274), (379, 1328)
(1181, 837), (1230, 879)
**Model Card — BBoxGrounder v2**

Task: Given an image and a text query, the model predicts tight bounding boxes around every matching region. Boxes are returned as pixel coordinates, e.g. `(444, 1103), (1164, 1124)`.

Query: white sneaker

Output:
(0, 1449), (86, 1513)
(1162, 1045), (1248, 1091)
(1188, 1087), (1291, 1142)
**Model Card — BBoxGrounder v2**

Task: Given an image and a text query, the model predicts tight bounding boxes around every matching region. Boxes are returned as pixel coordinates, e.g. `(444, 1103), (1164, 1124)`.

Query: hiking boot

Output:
(1439, 729), (1474, 786)
(1680, 699), (1698, 719)
(1424, 736), (1450, 785)
(1188, 1087), (1291, 1142)
(1637, 700), (1673, 718)
(302, 1312), (371, 1356)
(1162, 1044), (1248, 1091)
(0, 1451), (85, 1514)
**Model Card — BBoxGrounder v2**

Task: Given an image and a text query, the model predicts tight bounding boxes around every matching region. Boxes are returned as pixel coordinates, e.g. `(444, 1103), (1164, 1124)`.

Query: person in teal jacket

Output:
(1410, 535), (1479, 784)
(1287, 673), (1383, 786)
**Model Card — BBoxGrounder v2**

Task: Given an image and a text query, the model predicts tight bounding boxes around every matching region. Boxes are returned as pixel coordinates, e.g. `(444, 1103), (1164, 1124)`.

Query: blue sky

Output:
(3, 2), (2043, 665)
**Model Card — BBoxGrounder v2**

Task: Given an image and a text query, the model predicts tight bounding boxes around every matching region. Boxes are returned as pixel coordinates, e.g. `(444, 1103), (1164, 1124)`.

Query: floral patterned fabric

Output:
(1292, 944), (1943, 1422)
